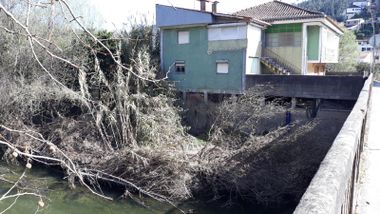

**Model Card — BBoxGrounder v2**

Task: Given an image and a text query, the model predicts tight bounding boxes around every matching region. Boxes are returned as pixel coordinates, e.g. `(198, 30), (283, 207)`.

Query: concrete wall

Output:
(293, 74), (373, 214)
(245, 75), (366, 100)
(208, 24), (247, 41)
(246, 25), (262, 75)
(320, 26), (340, 63)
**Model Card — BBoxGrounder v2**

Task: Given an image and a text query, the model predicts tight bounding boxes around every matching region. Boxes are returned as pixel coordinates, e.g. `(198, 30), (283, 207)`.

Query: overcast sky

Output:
(86, 0), (301, 30)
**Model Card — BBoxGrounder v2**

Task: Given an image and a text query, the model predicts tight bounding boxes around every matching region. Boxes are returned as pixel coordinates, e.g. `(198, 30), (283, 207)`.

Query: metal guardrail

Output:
(293, 74), (374, 214)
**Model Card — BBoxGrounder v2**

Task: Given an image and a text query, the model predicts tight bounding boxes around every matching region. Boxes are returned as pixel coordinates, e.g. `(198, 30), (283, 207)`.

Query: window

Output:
(216, 60), (229, 74)
(175, 61), (185, 72)
(266, 32), (302, 47)
(178, 31), (189, 44)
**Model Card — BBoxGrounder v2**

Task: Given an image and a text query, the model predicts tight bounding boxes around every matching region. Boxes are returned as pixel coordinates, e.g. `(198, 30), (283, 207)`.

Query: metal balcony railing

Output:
(261, 48), (302, 74)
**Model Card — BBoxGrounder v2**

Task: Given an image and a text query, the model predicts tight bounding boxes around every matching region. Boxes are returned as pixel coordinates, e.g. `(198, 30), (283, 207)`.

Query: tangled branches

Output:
(191, 92), (323, 206)
(0, 0), (194, 210)
(0, 0), (332, 212)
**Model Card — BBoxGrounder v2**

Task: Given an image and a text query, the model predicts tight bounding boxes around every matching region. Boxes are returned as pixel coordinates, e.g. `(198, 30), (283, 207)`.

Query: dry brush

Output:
(0, 0), (326, 212)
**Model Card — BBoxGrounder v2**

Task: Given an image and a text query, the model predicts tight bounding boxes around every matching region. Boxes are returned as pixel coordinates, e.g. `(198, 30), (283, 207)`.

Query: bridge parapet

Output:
(245, 75), (366, 100)
(293, 74), (373, 214)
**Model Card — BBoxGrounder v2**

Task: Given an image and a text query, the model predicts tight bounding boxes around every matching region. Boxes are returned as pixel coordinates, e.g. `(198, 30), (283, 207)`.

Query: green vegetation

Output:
(355, 22), (380, 40)
(356, 63), (380, 78)
(327, 30), (360, 72)
(297, 0), (350, 21)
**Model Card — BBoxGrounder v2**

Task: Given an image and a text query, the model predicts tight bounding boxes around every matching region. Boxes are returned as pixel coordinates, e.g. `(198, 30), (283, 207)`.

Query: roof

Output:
(212, 12), (270, 27)
(156, 4), (270, 28)
(234, 0), (325, 22)
(348, 4), (362, 8)
(346, 18), (365, 21)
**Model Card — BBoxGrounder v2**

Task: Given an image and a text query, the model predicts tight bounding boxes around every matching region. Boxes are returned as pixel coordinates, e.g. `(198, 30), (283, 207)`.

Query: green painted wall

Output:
(266, 23), (302, 34)
(162, 27), (245, 93)
(208, 39), (247, 52)
(307, 26), (320, 61)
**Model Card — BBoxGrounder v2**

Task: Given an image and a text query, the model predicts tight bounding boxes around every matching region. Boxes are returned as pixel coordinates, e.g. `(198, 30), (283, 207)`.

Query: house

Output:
(156, 0), (344, 95)
(345, 18), (365, 31)
(346, 5), (363, 19)
(235, 2), (344, 76)
(352, 1), (370, 8)
(359, 52), (374, 64)
(358, 41), (373, 52)
(345, 18), (365, 27)
(358, 40), (375, 63)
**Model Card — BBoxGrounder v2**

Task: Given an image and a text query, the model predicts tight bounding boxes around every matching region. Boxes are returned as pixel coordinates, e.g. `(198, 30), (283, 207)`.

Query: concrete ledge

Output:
(293, 74), (373, 214)
(246, 75), (366, 100)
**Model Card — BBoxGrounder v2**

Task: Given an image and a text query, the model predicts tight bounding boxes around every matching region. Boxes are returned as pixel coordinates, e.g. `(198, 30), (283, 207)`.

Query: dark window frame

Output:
(216, 60), (229, 74)
(177, 31), (190, 45)
(175, 61), (186, 73)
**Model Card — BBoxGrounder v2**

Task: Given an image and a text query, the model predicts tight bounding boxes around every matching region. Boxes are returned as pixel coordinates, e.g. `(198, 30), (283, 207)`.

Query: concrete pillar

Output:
(291, 97), (297, 109)
(182, 92), (187, 103)
(203, 91), (208, 103)
(316, 98), (321, 108)
(231, 94), (238, 103)
(301, 23), (308, 75)
(260, 98), (266, 106)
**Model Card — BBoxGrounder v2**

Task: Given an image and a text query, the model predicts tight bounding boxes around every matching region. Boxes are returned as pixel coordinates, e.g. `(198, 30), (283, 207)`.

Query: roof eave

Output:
(263, 15), (326, 23)
(213, 13), (269, 27)
(324, 16), (345, 35)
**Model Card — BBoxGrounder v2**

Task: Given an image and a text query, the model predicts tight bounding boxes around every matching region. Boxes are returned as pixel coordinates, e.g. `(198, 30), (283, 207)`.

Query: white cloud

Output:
(85, 0), (298, 30)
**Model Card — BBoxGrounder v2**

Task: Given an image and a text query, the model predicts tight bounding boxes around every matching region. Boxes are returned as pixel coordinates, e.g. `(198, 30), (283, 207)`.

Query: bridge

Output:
(289, 74), (378, 214)
(245, 74), (366, 100)
(247, 73), (378, 213)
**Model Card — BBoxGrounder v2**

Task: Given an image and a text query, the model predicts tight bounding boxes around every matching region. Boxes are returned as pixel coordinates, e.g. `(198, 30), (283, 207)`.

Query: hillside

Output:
(297, 0), (354, 21)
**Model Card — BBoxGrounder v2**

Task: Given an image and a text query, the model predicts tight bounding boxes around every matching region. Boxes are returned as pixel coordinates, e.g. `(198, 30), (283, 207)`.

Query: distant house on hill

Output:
(346, 5), (363, 19)
(345, 18), (365, 27)
(345, 18), (365, 31)
(156, 0), (344, 95)
(352, 1), (370, 8)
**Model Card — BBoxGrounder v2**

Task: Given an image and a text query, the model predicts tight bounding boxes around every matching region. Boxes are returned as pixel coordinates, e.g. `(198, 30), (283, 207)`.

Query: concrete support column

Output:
(260, 98), (265, 106)
(203, 91), (208, 104)
(291, 97), (297, 109)
(182, 92), (187, 103)
(301, 23), (308, 75)
(316, 98), (321, 108)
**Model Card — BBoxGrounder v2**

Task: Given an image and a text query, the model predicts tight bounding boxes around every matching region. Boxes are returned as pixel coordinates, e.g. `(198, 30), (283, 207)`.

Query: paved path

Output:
(356, 81), (380, 214)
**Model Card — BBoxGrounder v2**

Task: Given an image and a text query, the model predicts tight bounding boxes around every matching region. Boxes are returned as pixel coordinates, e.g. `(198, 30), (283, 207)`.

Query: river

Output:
(0, 162), (294, 214)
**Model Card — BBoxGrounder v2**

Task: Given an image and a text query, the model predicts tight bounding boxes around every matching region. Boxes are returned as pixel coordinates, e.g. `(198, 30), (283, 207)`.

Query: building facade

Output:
(156, 1), (344, 95)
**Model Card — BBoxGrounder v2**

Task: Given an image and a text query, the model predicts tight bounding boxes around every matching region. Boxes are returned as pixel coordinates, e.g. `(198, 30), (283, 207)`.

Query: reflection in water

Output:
(0, 163), (293, 214)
